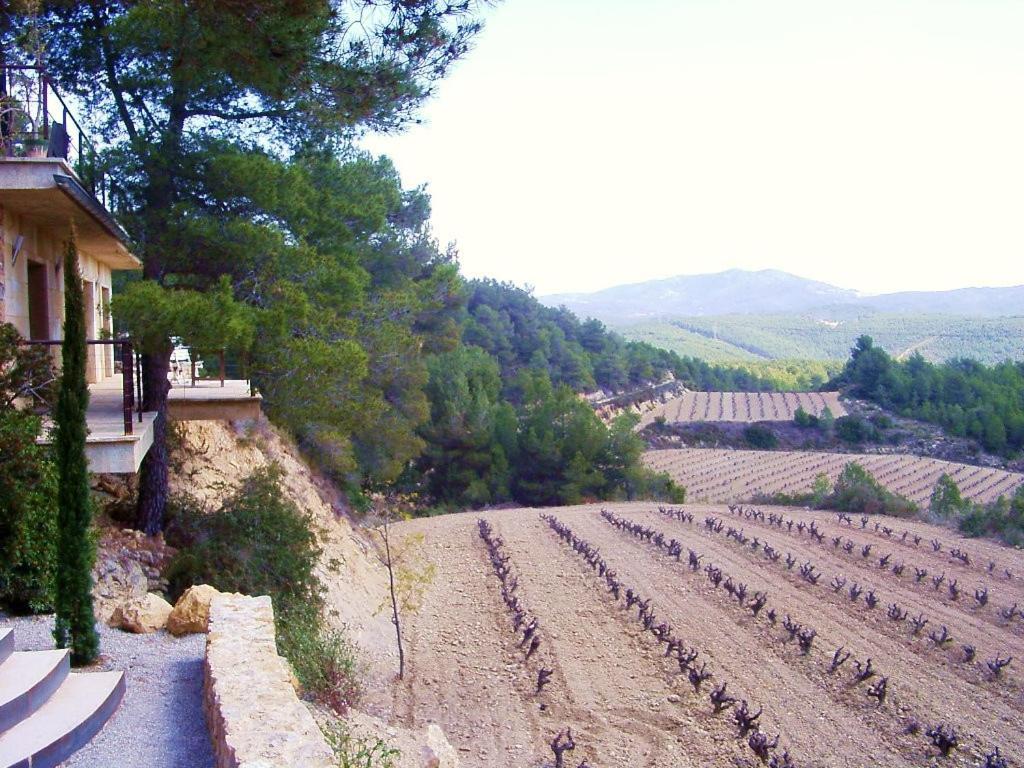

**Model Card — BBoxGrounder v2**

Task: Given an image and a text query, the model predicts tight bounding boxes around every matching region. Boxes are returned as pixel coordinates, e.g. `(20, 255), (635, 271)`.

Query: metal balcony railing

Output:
(20, 338), (141, 436)
(0, 62), (108, 206)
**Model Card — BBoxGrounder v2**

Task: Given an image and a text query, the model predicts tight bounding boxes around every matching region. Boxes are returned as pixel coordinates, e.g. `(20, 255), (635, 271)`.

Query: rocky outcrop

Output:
(204, 593), (334, 768)
(111, 592), (173, 633)
(168, 584), (221, 636)
(92, 525), (175, 623)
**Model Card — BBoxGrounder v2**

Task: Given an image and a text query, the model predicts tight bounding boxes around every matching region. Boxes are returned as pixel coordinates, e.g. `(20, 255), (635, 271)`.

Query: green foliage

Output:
(416, 359), (684, 508)
(793, 406), (818, 428)
(464, 280), (778, 395)
(0, 326), (57, 614)
(321, 720), (400, 768)
(930, 474), (969, 518)
(621, 311), (1024, 366)
(114, 277), (256, 357)
(742, 424), (778, 449)
(164, 464), (360, 710)
(834, 415), (879, 445)
(832, 336), (1024, 455)
(277, 614), (361, 715)
(416, 346), (512, 506)
(52, 238), (99, 665)
(958, 487), (1024, 546)
(164, 465), (322, 612)
(818, 406), (835, 434)
(827, 462), (917, 517)
(811, 472), (832, 506)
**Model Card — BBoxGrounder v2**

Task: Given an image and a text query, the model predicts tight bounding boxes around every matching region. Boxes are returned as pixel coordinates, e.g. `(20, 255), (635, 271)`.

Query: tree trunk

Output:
(135, 347), (171, 535)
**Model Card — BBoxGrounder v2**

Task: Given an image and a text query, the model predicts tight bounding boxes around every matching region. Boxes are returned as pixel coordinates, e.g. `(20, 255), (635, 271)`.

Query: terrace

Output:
(29, 341), (262, 474)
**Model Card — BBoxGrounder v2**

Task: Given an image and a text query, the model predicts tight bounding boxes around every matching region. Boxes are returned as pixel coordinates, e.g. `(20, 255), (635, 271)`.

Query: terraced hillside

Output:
(643, 448), (1024, 506)
(396, 503), (1024, 767)
(637, 391), (846, 428)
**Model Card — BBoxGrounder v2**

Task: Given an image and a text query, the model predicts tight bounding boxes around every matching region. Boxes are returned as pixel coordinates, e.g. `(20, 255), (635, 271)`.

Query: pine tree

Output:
(52, 233), (99, 665)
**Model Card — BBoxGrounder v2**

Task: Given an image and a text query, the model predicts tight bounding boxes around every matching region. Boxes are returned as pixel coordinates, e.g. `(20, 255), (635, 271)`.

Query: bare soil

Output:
(393, 503), (1024, 768)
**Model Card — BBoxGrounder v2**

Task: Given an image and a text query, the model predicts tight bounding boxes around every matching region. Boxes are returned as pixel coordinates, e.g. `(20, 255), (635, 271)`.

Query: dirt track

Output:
(393, 504), (1024, 767)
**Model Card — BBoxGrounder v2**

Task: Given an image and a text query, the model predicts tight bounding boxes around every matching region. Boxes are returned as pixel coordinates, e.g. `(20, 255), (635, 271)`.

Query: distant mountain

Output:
(541, 269), (1024, 322)
(543, 269), (856, 320)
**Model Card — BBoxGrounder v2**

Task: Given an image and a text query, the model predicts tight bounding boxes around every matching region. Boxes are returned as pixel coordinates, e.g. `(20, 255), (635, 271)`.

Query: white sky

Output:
(362, 0), (1024, 296)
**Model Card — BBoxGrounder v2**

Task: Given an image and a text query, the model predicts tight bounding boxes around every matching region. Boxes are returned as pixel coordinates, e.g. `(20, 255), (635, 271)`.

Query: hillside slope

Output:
(619, 313), (1024, 365)
(167, 419), (462, 765)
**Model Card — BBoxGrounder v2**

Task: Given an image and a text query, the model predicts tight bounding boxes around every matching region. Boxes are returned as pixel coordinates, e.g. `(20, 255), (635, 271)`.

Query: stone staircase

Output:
(0, 628), (124, 768)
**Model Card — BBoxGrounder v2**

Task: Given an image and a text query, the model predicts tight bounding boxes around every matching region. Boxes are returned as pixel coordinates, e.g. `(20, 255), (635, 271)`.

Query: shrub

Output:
(164, 464), (360, 712)
(793, 406), (818, 428)
(870, 413), (893, 430)
(835, 415), (878, 445)
(930, 474), (969, 518)
(0, 324), (58, 614)
(958, 487), (1024, 546)
(320, 720), (399, 768)
(0, 412), (58, 613)
(743, 424), (778, 450)
(277, 610), (361, 713)
(164, 464), (322, 610)
(827, 462), (917, 517)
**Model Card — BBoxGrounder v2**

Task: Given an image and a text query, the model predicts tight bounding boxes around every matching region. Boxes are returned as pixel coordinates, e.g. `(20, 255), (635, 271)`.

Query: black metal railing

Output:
(169, 346), (255, 396)
(0, 62), (108, 205)
(20, 338), (140, 436)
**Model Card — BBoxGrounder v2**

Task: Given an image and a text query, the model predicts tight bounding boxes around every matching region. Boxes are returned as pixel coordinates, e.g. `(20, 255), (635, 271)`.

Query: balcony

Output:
(0, 63), (136, 271)
(26, 341), (262, 475)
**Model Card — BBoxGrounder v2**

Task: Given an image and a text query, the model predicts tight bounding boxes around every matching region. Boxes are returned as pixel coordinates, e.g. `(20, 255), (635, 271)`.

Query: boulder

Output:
(422, 724), (459, 768)
(167, 584), (221, 636)
(112, 592), (173, 633)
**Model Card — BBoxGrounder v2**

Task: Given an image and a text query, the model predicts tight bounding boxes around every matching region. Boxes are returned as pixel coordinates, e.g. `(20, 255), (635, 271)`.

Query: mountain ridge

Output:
(541, 269), (1024, 321)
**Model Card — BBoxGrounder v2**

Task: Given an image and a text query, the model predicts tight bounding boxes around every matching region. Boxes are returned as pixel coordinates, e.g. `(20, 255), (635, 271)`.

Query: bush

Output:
(164, 464), (322, 608)
(835, 415), (878, 445)
(930, 474), (969, 518)
(870, 413), (893, 430)
(793, 406), (818, 428)
(320, 720), (399, 768)
(277, 610), (361, 713)
(0, 412), (57, 613)
(164, 465), (360, 712)
(743, 424), (778, 450)
(826, 462), (917, 517)
(958, 486), (1024, 546)
(0, 324), (58, 615)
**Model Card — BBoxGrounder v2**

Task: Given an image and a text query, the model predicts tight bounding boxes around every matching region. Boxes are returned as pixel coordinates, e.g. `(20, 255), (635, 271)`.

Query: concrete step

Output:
(0, 650), (71, 733)
(0, 671), (125, 768)
(0, 631), (12, 666)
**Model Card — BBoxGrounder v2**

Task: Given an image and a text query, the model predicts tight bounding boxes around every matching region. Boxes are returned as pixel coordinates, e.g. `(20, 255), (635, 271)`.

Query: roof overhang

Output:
(0, 158), (140, 270)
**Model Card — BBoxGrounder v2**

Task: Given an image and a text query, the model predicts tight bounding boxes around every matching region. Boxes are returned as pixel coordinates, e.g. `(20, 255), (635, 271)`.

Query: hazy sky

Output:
(363, 0), (1024, 296)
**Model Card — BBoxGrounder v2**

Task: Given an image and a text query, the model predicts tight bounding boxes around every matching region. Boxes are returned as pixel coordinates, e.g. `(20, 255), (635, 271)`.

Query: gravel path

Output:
(1, 613), (214, 768)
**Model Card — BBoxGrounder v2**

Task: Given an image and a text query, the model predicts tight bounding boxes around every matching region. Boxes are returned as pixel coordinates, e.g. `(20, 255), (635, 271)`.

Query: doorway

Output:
(27, 261), (49, 340)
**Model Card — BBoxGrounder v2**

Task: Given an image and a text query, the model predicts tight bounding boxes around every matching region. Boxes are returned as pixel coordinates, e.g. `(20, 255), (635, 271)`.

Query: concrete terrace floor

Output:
(86, 374), (255, 437)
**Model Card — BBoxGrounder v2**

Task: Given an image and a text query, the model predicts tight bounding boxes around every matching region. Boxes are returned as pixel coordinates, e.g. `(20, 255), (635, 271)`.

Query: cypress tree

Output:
(52, 232), (99, 665)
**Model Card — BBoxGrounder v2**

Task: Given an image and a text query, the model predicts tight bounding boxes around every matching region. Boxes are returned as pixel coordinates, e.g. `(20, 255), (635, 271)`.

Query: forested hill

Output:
(832, 337), (1024, 455)
(459, 279), (780, 394)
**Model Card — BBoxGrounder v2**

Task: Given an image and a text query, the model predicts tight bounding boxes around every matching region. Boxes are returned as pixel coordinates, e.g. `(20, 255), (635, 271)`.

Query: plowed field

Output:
(638, 391), (847, 427)
(392, 503), (1024, 767)
(643, 448), (1024, 506)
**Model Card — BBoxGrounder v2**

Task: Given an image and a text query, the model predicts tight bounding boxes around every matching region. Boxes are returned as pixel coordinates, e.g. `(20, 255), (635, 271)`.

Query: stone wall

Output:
(203, 593), (335, 768)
